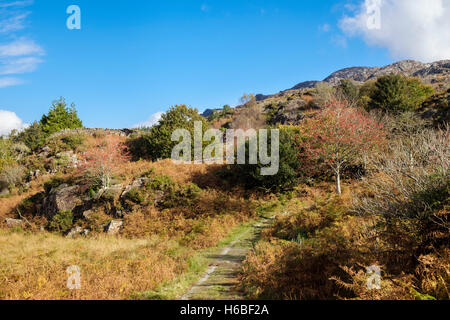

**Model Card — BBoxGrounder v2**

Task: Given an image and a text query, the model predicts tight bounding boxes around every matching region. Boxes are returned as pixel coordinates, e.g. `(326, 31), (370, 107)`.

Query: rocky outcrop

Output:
(55, 151), (80, 169)
(121, 178), (151, 199)
(276, 60), (450, 99)
(48, 128), (137, 139)
(66, 226), (90, 238)
(5, 218), (23, 228)
(101, 185), (124, 202)
(42, 184), (83, 220)
(105, 220), (123, 235)
(267, 99), (307, 125)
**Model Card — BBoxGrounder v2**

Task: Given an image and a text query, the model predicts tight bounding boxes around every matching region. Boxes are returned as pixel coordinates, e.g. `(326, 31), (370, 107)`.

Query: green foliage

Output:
(358, 80), (377, 110)
(46, 133), (86, 154)
(368, 74), (434, 114)
(124, 174), (202, 209)
(0, 138), (14, 172)
(235, 126), (303, 192)
(49, 210), (74, 233)
(40, 97), (83, 136)
(128, 105), (209, 160)
(207, 105), (235, 122)
(61, 134), (86, 151)
(146, 174), (175, 191)
(12, 122), (46, 151)
(420, 88), (450, 126)
(162, 183), (202, 209)
(125, 188), (146, 204)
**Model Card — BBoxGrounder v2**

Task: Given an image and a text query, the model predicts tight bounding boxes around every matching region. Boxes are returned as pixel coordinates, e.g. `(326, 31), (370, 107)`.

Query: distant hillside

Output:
(259, 60), (450, 101)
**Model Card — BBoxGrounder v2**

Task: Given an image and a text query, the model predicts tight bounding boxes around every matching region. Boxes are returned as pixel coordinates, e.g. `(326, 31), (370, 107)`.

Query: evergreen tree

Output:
(40, 97), (83, 135)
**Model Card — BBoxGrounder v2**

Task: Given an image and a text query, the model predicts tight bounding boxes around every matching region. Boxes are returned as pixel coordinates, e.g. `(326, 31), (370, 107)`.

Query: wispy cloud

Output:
(0, 38), (43, 56)
(0, 76), (22, 88)
(0, 0), (43, 88)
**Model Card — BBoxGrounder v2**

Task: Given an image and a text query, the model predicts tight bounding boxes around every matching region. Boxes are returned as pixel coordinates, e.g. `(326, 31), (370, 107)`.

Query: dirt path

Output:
(180, 216), (273, 300)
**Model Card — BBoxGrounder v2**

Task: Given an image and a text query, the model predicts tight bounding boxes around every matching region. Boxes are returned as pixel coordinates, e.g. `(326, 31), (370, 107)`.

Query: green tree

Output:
(12, 122), (47, 151)
(369, 74), (434, 114)
(40, 97), (83, 135)
(235, 126), (302, 192)
(129, 105), (209, 161)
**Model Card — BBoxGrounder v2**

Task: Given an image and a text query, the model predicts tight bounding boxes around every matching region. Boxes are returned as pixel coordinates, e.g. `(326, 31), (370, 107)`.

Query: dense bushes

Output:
(234, 126), (302, 192)
(11, 98), (83, 152)
(128, 105), (208, 161)
(48, 210), (74, 232)
(12, 122), (46, 152)
(368, 74), (434, 114)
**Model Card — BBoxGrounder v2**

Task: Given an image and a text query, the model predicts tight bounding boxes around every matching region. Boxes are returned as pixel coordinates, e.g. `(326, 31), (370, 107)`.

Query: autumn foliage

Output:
(299, 99), (385, 194)
(78, 135), (130, 189)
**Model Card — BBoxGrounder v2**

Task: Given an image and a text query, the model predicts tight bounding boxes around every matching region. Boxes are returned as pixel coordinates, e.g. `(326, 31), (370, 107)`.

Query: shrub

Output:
(46, 133), (86, 153)
(0, 165), (25, 188)
(124, 188), (146, 204)
(358, 80), (377, 110)
(11, 122), (46, 151)
(49, 210), (74, 232)
(368, 74), (434, 114)
(0, 138), (14, 172)
(234, 126), (303, 192)
(79, 135), (130, 189)
(355, 126), (449, 249)
(231, 95), (266, 130)
(336, 79), (360, 107)
(128, 105), (209, 160)
(162, 183), (202, 208)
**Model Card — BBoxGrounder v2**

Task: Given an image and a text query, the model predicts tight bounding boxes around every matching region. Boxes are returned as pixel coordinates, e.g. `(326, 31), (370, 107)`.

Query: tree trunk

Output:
(335, 171), (342, 195)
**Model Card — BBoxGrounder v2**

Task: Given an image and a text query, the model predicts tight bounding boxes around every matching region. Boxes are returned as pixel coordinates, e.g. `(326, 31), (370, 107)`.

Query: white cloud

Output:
(0, 1), (33, 9)
(0, 110), (28, 135)
(0, 12), (30, 33)
(0, 77), (22, 87)
(132, 112), (164, 129)
(0, 38), (44, 56)
(339, 0), (450, 62)
(0, 56), (43, 74)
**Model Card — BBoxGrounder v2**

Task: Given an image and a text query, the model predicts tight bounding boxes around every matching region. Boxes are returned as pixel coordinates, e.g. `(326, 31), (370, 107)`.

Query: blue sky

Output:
(1, 0), (448, 131)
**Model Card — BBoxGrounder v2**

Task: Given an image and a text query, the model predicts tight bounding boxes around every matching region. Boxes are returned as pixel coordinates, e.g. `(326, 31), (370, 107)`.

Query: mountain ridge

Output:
(255, 59), (450, 101)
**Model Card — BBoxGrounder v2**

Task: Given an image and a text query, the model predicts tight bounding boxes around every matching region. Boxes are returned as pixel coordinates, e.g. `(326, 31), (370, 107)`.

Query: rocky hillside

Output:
(262, 60), (450, 99)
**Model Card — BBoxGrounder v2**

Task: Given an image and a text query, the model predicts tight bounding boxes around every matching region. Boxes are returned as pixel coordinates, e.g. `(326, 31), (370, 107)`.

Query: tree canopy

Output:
(40, 97), (83, 136)
(368, 74), (434, 114)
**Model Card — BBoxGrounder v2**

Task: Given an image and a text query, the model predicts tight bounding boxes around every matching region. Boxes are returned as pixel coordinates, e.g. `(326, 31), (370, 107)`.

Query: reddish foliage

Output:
(78, 135), (130, 189)
(298, 99), (385, 192)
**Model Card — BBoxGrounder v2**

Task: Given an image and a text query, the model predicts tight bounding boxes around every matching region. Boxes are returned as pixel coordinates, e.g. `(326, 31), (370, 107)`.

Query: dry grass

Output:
(0, 153), (260, 299)
(0, 230), (182, 300)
